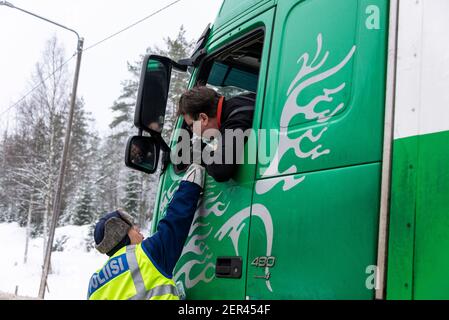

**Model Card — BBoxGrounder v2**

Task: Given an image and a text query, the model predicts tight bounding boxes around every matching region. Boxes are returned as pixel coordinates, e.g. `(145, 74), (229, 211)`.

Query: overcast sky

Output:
(0, 0), (223, 134)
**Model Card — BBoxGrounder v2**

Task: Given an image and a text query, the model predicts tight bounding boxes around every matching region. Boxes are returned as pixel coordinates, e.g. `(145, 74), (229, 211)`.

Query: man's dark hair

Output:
(178, 86), (220, 119)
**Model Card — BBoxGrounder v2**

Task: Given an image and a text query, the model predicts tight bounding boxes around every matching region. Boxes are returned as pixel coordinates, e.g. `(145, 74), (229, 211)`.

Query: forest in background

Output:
(0, 26), (194, 252)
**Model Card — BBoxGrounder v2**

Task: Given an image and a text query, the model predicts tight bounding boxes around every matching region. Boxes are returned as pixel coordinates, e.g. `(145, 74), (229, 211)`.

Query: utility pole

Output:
(0, 1), (84, 299)
(23, 193), (33, 264)
(38, 37), (83, 299)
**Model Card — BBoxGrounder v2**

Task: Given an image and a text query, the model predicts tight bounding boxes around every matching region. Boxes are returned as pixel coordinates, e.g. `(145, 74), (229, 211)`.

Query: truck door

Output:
(153, 8), (275, 299)
(247, 0), (389, 299)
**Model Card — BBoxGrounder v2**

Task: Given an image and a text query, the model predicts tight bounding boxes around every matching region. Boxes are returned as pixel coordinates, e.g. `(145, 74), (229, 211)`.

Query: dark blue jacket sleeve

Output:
(141, 181), (201, 278)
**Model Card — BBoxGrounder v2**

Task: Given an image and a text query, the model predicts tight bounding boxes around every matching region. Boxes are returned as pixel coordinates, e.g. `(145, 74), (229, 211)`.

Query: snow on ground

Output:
(0, 222), (105, 300)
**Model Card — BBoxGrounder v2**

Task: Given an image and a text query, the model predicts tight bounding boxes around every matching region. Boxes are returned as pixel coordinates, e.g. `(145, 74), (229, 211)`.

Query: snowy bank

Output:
(0, 223), (105, 300)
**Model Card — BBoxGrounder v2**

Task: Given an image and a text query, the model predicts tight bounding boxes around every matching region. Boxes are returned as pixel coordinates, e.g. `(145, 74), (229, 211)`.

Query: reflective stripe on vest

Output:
(126, 245), (178, 300)
(126, 245), (147, 299)
(88, 244), (179, 300)
(129, 284), (178, 300)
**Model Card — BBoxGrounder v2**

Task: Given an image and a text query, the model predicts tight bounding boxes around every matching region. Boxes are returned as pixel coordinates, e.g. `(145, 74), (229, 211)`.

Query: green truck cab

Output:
(126, 0), (449, 300)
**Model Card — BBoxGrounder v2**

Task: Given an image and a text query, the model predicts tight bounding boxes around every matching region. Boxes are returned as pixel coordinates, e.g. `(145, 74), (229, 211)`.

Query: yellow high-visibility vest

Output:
(88, 243), (179, 300)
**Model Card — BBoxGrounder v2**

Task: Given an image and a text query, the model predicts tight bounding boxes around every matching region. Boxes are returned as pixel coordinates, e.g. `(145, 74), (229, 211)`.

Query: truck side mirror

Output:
(134, 55), (171, 134)
(125, 136), (160, 174)
(134, 55), (188, 135)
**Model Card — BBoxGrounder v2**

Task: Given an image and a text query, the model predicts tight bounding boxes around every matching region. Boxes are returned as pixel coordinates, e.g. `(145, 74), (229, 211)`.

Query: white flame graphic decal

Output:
(173, 33), (356, 295)
(257, 33), (356, 194)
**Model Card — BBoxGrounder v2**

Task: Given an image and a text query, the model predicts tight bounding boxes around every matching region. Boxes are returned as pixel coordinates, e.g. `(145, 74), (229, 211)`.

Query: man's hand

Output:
(182, 163), (205, 189)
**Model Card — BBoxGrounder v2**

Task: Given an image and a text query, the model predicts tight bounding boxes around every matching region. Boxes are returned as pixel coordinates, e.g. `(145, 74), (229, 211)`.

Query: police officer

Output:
(87, 163), (205, 300)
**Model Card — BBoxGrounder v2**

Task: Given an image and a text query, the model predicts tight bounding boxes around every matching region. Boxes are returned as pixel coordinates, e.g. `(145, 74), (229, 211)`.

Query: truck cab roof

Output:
(211, 0), (275, 35)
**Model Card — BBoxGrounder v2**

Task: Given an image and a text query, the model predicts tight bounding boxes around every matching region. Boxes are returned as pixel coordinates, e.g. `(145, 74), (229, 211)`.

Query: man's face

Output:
(130, 144), (143, 164)
(128, 225), (144, 244)
(184, 113), (218, 139)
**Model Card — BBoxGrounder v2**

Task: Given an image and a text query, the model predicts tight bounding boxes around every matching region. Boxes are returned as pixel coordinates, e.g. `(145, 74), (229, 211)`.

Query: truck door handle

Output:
(215, 257), (242, 279)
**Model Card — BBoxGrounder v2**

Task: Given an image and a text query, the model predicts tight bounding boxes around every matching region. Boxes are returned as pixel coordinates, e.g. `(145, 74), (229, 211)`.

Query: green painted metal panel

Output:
(388, 130), (449, 300)
(386, 136), (418, 300)
(414, 130), (449, 299)
(257, 0), (389, 179)
(248, 163), (382, 299)
(247, 0), (388, 299)
(211, 0), (275, 37)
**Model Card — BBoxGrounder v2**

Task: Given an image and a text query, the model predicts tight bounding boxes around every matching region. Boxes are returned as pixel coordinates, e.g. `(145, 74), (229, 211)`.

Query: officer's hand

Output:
(182, 163), (205, 189)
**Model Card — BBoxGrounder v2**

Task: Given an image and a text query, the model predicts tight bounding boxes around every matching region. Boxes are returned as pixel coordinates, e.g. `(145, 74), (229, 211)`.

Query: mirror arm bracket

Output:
(157, 136), (171, 174)
(160, 150), (171, 174)
(177, 23), (211, 68)
(153, 134), (171, 174)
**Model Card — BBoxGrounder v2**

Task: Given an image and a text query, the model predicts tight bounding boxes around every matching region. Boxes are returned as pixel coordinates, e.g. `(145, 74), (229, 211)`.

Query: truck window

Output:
(197, 30), (264, 100)
(207, 62), (258, 95)
(173, 30), (265, 175)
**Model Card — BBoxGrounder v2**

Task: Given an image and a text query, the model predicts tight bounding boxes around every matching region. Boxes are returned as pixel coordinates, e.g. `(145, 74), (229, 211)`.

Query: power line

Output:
(83, 0), (182, 52)
(0, 53), (75, 117)
(1, 0), (183, 117)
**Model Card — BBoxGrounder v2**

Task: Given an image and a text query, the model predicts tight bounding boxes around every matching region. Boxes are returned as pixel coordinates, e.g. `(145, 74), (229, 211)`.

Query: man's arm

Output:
(141, 164), (204, 278)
